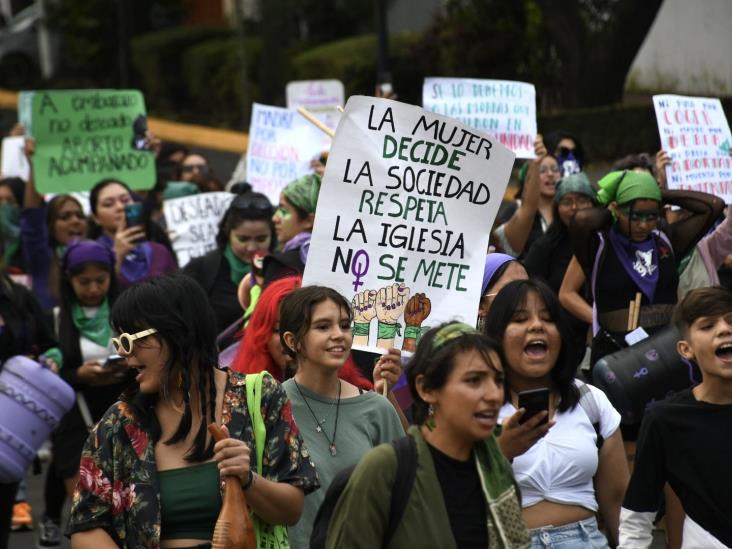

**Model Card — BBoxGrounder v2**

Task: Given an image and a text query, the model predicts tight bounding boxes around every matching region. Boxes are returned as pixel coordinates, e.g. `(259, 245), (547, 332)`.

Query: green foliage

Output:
(131, 26), (233, 115)
(291, 32), (423, 104)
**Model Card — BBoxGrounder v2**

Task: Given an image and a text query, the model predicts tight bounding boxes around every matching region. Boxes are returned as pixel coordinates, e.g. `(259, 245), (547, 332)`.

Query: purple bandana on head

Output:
(482, 253), (515, 295)
(62, 239), (115, 272)
(606, 226), (659, 302)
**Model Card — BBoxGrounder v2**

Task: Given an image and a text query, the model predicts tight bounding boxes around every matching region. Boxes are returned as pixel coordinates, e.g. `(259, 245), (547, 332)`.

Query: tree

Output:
(536, 0), (664, 108)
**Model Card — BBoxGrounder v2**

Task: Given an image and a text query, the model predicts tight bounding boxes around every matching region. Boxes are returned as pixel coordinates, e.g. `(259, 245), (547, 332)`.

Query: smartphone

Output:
(124, 202), (144, 228)
(518, 387), (550, 425)
(103, 354), (125, 368)
(131, 114), (149, 151)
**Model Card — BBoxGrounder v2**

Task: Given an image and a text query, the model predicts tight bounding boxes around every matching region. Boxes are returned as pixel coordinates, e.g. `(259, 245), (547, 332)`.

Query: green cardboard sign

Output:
(26, 89), (155, 193)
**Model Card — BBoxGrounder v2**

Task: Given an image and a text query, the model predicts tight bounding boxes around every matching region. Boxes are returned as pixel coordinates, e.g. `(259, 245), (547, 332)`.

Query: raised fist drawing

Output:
(351, 289), (377, 324)
(375, 283), (410, 325)
(404, 293), (431, 328)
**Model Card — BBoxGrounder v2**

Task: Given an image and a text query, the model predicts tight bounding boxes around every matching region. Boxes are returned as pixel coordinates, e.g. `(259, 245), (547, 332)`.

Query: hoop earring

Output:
(425, 404), (436, 431)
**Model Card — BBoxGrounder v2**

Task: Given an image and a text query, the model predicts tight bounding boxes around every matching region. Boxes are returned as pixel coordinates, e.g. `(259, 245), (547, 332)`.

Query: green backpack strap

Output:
(245, 371), (269, 475)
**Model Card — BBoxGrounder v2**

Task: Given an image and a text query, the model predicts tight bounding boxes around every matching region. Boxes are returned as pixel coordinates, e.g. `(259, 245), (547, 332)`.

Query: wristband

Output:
(377, 321), (401, 340)
(243, 470), (256, 491)
(403, 325), (421, 340)
(352, 322), (371, 336)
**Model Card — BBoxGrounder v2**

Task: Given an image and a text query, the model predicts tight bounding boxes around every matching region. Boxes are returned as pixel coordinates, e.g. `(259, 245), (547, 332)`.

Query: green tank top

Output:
(159, 461), (222, 540)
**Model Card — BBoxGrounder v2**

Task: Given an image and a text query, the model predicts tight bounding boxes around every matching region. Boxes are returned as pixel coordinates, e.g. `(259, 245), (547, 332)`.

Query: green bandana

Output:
(282, 174), (321, 214)
(0, 204), (21, 265)
(432, 322), (479, 351)
(223, 244), (251, 286)
(72, 299), (111, 347)
(163, 181), (199, 200)
(554, 172), (594, 203)
(596, 170), (661, 206)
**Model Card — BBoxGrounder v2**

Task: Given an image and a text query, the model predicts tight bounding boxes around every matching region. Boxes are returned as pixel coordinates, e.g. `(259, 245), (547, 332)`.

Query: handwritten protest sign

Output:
(423, 78), (536, 159)
(22, 90), (155, 193)
(163, 192), (234, 267)
(286, 79), (344, 133)
(653, 94), (732, 202)
(1, 136), (30, 180)
(303, 96), (515, 354)
(246, 103), (327, 204)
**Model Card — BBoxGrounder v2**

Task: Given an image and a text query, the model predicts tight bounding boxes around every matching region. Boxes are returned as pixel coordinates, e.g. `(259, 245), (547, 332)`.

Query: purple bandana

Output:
(62, 239), (115, 272)
(482, 253), (515, 295)
(606, 225), (659, 302)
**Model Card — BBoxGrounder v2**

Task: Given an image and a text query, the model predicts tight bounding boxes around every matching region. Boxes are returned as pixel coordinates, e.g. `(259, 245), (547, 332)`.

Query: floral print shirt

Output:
(67, 370), (319, 548)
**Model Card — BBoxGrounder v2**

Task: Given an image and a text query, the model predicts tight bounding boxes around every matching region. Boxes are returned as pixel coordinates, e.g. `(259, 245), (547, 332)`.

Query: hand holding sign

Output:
(375, 283), (410, 349)
(402, 293), (432, 352)
(351, 289), (377, 346)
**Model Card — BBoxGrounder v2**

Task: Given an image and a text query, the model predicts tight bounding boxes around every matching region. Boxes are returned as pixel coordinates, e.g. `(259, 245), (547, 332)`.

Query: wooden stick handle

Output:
(627, 300), (635, 332)
(632, 292), (642, 331)
(297, 106), (335, 138)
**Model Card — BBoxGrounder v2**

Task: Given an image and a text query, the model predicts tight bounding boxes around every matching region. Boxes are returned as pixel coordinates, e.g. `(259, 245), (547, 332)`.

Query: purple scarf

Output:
(97, 234), (153, 284)
(606, 225), (659, 302)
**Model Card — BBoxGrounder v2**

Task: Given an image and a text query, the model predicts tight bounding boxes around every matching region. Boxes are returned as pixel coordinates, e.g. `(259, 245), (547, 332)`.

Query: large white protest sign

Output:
(653, 94), (732, 203)
(246, 103), (327, 204)
(1, 136), (30, 180)
(303, 96), (515, 354)
(423, 77), (536, 159)
(163, 192), (234, 267)
(286, 79), (345, 133)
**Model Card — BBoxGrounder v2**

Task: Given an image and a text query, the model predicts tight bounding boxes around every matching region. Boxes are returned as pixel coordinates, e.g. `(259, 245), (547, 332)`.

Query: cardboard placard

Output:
(303, 96), (515, 353)
(653, 94), (732, 203)
(423, 77), (537, 159)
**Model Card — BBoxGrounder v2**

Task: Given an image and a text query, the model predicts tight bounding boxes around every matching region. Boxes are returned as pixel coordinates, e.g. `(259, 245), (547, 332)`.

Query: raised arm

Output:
(22, 138), (43, 209)
(663, 189), (724, 260)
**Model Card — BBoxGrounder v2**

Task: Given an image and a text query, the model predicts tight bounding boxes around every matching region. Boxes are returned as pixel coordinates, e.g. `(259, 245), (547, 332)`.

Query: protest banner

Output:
(653, 94), (732, 203)
(22, 89), (156, 194)
(286, 79), (345, 133)
(303, 96), (515, 354)
(246, 102), (327, 204)
(1, 136), (30, 180)
(163, 191), (234, 267)
(423, 77), (536, 159)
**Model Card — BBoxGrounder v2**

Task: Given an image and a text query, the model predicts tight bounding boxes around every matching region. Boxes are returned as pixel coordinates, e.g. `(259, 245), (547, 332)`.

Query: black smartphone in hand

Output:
(518, 387), (550, 425)
(124, 202), (144, 228)
(103, 354), (125, 368)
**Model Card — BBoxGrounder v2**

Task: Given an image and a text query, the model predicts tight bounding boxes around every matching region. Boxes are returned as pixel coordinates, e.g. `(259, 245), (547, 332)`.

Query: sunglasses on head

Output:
(112, 328), (157, 355)
(231, 193), (273, 213)
(619, 207), (660, 223)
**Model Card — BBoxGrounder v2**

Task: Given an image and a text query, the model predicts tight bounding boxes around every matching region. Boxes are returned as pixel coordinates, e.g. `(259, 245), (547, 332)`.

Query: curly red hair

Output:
(231, 276), (372, 390)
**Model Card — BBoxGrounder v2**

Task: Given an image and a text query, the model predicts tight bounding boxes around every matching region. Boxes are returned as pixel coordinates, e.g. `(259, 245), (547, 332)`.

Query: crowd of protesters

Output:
(0, 90), (731, 549)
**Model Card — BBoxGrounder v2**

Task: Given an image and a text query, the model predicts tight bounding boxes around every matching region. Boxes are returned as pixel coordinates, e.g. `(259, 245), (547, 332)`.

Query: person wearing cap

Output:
(53, 240), (131, 498)
(558, 170), (724, 368)
(524, 173), (596, 362)
(263, 173), (321, 284)
(493, 135), (560, 258)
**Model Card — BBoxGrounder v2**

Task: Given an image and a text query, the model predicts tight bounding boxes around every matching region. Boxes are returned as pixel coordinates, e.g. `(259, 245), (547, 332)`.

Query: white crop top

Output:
(499, 380), (621, 511)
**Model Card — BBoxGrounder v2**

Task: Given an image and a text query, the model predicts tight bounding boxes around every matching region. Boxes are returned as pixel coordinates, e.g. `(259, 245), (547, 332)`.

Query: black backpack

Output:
(310, 435), (417, 549)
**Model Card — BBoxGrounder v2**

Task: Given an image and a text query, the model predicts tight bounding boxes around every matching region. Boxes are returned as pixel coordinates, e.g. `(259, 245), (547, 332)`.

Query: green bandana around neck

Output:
(223, 244), (252, 286)
(0, 203), (21, 265)
(596, 170), (661, 206)
(71, 299), (111, 347)
(282, 174), (321, 214)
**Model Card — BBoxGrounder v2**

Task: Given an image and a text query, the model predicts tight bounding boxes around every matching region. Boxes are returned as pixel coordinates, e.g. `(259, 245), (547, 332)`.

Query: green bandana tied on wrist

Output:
(223, 244), (252, 286)
(352, 322), (371, 336)
(377, 321), (401, 340)
(282, 174), (322, 214)
(71, 299), (112, 347)
(404, 325), (422, 341)
(596, 170), (661, 206)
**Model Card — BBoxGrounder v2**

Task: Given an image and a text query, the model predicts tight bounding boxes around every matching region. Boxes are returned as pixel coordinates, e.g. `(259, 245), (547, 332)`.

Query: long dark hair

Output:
(57, 259), (119, 375)
(111, 272), (219, 462)
(483, 279), (580, 412)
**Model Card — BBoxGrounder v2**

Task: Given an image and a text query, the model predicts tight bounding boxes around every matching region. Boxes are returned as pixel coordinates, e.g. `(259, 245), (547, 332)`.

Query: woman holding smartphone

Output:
(87, 179), (177, 289)
(53, 240), (133, 498)
(485, 279), (628, 548)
